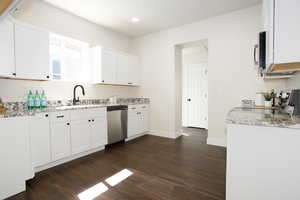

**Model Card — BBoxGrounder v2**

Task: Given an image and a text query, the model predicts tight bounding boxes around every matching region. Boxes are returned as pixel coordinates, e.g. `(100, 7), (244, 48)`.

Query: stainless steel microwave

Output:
(254, 31), (266, 76)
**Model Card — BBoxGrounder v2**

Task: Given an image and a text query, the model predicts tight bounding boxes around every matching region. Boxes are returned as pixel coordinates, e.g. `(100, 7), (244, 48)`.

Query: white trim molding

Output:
(207, 137), (227, 147)
(149, 130), (181, 139)
(34, 146), (105, 173)
(125, 133), (147, 142)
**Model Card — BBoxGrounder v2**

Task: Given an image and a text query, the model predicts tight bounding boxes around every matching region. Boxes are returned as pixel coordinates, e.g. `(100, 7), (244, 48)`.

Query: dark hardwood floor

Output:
(8, 128), (226, 200)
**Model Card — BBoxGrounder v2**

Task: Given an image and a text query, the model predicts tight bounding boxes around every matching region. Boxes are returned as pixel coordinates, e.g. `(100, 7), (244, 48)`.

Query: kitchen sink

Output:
(55, 104), (101, 110)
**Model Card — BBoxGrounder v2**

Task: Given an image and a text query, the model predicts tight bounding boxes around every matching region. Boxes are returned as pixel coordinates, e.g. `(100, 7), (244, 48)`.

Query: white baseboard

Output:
(125, 133), (147, 142)
(149, 130), (181, 139)
(207, 137), (227, 147)
(34, 146), (105, 173)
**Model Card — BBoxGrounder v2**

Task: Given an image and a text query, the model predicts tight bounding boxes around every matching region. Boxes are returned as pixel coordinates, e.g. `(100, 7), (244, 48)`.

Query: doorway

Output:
(180, 40), (208, 129)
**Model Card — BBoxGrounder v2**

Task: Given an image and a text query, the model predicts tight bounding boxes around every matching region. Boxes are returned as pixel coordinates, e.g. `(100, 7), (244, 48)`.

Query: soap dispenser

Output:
(34, 90), (41, 109)
(27, 90), (34, 110)
(40, 90), (47, 108)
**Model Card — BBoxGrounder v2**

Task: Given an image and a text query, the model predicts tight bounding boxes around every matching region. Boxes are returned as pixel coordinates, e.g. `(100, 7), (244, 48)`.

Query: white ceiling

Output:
(43, 0), (261, 37)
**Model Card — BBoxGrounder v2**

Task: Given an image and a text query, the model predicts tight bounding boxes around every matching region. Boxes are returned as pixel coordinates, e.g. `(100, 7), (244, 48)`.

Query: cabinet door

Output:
(29, 113), (51, 167)
(128, 56), (140, 85)
(274, 0), (300, 64)
(137, 111), (144, 134)
(128, 110), (139, 137)
(91, 117), (108, 148)
(116, 53), (129, 85)
(0, 117), (31, 199)
(15, 23), (50, 80)
(0, 20), (15, 77)
(101, 49), (117, 84)
(70, 119), (91, 155)
(50, 122), (71, 161)
(141, 110), (150, 132)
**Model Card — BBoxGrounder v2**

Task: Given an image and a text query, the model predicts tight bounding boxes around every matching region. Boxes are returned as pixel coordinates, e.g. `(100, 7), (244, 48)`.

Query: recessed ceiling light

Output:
(131, 17), (140, 23)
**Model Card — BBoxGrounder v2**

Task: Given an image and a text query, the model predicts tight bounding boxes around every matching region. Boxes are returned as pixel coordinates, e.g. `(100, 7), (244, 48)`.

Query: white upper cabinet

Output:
(116, 53), (130, 85)
(274, 0), (300, 64)
(92, 46), (139, 85)
(14, 22), (50, 80)
(128, 55), (139, 85)
(263, 0), (300, 69)
(0, 20), (15, 78)
(116, 54), (139, 85)
(92, 47), (117, 84)
(102, 49), (117, 84)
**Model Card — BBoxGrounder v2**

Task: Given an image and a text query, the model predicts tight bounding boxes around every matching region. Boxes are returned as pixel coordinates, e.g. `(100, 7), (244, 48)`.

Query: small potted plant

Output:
(264, 90), (276, 107)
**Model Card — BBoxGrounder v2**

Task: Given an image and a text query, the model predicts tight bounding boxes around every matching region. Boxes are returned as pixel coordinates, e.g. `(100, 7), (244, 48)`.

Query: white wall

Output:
(13, 0), (131, 52)
(0, 0), (138, 102)
(286, 73), (300, 90)
(133, 5), (287, 144)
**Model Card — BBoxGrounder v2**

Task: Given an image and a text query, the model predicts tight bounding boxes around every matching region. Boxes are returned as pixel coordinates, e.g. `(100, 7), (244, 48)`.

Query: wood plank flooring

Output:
(7, 128), (226, 200)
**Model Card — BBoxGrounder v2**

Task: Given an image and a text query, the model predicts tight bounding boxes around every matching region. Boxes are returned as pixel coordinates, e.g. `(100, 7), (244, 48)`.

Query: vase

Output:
(264, 101), (272, 107)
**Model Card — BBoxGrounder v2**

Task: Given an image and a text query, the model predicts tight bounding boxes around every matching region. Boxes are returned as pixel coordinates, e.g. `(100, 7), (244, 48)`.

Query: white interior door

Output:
(183, 64), (208, 129)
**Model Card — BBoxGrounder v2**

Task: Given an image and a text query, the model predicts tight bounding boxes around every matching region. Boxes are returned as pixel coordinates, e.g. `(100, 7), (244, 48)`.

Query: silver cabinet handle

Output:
(254, 44), (259, 65)
(56, 115), (64, 118)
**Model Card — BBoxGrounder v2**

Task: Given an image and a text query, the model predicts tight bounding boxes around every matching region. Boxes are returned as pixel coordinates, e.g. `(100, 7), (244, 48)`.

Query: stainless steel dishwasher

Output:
(107, 105), (128, 145)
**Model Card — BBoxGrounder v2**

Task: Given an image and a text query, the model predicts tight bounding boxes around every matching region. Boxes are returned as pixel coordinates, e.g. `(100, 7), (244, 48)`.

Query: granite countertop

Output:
(226, 107), (300, 129)
(0, 98), (150, 119)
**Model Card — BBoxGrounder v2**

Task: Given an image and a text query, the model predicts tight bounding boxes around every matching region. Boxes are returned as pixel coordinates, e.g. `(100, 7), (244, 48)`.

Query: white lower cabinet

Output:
(0, 117), (32, 200)
(128, 110), (139, 138)
(141, 109), (150, 133)
(50, 121), (71, 161)
(29, 113), (51, 167)
(70, 119), (91, 155)
(127, 105), (150, 138)
(91, 117), (108, 149)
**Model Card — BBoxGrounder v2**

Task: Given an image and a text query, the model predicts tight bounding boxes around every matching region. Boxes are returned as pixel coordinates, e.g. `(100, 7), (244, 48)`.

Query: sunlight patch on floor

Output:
(78, 182), (108, 200)
(105, 169), (133, 186)
(77, 169), (134, 200)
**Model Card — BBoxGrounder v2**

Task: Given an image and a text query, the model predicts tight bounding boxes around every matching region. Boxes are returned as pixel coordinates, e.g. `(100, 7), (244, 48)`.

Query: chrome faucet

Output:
(73, 85), (85, 105)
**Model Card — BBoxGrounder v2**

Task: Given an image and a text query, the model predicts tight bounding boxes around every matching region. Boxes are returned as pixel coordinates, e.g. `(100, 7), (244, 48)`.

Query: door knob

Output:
(187, 99), (191, 102)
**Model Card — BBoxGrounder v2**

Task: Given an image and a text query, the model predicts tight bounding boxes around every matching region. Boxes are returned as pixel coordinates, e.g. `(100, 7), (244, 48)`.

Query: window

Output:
(49, 33), (91, 82)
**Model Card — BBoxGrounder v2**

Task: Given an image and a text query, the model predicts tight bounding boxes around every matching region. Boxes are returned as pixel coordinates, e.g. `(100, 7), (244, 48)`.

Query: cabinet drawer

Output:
(70, 109), (91, 121)
(70, 108), (106, 121)
(50, 111), (70, 123)
(34, 112), (50, 119)
(139, 104), (149, 110)
(128, 105), (138, 111)
(88, 108), (106, 118)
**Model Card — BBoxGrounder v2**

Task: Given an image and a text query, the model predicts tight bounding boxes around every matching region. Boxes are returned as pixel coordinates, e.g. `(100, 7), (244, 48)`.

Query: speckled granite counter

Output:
(226, 107), (300, 129)
(0, 98), (150, 118)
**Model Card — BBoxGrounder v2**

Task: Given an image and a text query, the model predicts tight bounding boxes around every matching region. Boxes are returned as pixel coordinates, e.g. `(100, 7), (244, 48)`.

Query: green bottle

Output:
(27, 90), (34, 110)
(40, 90), (47, 108)
(34, 90), (41, 109)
